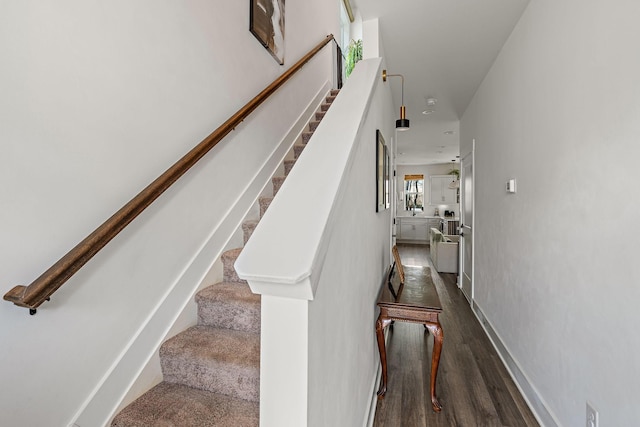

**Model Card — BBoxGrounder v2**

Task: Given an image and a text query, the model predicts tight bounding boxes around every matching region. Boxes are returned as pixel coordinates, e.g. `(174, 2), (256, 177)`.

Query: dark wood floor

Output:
(373, 244), (539, 427)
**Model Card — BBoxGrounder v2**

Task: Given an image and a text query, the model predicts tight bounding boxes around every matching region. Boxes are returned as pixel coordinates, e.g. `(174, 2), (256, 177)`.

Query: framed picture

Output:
(384, 145), (390, 209)
(376, 130), (387, 212)
(250, 0), (286, 65)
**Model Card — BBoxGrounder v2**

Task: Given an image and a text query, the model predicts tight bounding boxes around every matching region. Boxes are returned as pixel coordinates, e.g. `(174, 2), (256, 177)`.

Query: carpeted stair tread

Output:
(196, 282), (260, 333)
(320, 102), (331, 112)
(242, 220), (259, 244)
(301, 131), (313, 144)
(309, 120), (321, 131)
(111, 382), (258, 427)
(315, 111), (326, 121)
(330, 89), (340, 96)
(272, 176), (286, 196)
(259, 196), (273, 217)
(160, 325), (260, 402)
(293, 144), (305, 159)
(325, 95), (336, 103)
(284, 159), (296, 176)
(221, 248), (245, 283)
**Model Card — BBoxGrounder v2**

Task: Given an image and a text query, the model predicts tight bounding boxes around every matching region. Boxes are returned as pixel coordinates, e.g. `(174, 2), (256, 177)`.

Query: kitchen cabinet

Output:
(430, 175), (457, 205)
(397, 217), (429, 243)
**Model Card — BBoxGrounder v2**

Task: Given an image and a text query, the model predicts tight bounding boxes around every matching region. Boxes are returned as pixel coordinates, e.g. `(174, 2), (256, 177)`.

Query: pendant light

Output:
(448, 160), (460, 189)
(382, 70), (410, 131)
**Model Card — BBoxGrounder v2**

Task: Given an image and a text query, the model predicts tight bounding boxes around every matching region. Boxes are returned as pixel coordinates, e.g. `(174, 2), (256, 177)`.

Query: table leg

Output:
(424, 321), (444, 412)
(375, 315), (393, 398)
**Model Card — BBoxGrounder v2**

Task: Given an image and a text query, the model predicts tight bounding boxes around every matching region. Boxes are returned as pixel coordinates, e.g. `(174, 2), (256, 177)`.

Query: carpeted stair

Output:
(111, 89), (339, 427)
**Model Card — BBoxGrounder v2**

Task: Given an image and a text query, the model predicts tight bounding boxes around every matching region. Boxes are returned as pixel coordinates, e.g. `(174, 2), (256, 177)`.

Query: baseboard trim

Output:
(472, 302), (560, 427)
(70, 81), (333, 427)
(363, 365), (382, 427)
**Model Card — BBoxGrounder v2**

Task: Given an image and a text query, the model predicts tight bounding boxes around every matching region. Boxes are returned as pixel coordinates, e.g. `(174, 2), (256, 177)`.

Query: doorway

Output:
(460, 142), (474, 302)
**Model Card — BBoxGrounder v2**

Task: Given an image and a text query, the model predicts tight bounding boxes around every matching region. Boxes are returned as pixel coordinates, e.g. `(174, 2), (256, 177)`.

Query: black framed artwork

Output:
(250, 0), (285, 65)
(376, 130), (388, 212)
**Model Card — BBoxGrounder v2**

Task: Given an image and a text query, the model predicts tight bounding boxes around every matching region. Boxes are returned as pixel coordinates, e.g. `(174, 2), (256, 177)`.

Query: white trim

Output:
(472, 302), (561, 427)
(363, 364), (382, 427)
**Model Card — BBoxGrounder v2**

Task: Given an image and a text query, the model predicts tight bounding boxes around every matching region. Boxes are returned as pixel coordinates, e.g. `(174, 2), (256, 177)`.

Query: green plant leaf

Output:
(345, 39), (363, 78)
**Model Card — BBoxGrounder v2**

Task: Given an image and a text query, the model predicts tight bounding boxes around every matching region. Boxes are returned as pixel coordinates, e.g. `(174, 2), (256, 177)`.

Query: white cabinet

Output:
(430, 175), (457, 205)
(397, 217), (429, 242)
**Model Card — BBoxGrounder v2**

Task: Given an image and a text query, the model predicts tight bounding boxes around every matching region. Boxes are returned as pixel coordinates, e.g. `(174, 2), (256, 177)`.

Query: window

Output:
(404, 174), (424, 211)
(339, 1), (350, 52)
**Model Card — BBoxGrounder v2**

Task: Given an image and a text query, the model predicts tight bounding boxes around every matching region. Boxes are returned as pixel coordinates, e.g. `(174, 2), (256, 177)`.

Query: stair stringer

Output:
(71, 80), (333, 427)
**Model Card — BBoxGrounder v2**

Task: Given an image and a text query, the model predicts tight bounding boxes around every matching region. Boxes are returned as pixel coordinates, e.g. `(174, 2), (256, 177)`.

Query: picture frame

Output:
(376, 130), (387, 212)
(250, 0), (286, 65)
(384, 145), (390, 209)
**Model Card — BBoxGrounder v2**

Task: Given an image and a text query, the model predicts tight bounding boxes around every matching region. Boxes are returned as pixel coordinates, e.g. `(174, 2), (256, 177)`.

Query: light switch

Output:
(506, 179), (517, 193)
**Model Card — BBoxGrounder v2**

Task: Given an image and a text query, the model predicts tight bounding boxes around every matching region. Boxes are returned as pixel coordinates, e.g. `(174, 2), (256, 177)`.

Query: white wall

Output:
(396, 164), (459, 216)
(460, 1), (640, 425)
(0, 2), (339, 426)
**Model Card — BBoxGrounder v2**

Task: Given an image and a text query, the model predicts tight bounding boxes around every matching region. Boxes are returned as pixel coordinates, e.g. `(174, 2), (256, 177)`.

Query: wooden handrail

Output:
(5, 34), (336, 313)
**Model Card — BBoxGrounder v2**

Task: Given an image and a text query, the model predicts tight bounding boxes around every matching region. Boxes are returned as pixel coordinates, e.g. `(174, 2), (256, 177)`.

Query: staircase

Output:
(111, 89), (339, 427)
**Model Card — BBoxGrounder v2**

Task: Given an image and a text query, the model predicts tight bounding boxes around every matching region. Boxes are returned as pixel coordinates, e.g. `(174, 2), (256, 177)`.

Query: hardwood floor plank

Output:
(372, 244), (539, 427)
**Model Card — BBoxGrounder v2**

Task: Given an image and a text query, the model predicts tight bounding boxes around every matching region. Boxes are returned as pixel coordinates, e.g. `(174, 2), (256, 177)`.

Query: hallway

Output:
(373, 244), (539, 427)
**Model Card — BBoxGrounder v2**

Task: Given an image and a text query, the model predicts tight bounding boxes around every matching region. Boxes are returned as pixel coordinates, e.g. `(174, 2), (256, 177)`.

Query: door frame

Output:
(459, 140), (475, 302)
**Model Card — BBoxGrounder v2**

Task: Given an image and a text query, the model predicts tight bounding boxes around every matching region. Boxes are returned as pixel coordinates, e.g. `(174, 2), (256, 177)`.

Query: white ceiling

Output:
(350, 0), (530, 165)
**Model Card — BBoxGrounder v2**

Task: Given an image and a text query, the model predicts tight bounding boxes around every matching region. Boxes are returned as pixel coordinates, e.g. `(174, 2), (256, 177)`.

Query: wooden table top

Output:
(378, 265), (442, 312)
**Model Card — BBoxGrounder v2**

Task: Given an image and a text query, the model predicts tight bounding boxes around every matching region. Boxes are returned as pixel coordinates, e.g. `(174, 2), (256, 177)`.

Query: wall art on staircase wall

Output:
(250, 0), (285, 65)
(376, 129), (388, 212)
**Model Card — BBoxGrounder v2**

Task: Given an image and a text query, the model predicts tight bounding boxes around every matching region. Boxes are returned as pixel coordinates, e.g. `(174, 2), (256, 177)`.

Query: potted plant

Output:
(345, 39), (363, 78)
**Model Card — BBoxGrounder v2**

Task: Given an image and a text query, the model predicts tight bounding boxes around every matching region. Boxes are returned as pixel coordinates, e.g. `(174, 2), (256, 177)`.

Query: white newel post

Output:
(259, 295), (309, 427)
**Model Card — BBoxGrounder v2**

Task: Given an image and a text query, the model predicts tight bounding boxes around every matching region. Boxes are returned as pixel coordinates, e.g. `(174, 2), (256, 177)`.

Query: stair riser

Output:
(302, 132), (313, 144)
(293, 145), (304, 159)
(196, 283), (261, 334)
(242, 221), (257, 244)
(161, 358), (259, 403)
(221, 251), (246, 283)
(198, 303), (260, 334)
(284, 160), (296, 176)
(272, 176), (285, 196)
(259, 197), (272, 218)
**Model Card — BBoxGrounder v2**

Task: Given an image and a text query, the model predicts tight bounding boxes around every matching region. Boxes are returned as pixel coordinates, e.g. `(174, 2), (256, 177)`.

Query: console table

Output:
(376, 261), (444, 412)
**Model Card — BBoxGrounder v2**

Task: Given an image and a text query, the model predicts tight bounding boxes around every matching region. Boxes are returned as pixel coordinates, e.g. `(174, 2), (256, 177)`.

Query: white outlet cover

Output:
(506, 178), (517, 193)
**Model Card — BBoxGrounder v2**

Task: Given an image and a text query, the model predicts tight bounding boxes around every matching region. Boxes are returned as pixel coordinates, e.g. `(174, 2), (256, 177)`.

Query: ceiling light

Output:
(422, 97), (437, 115)
(382, 69), (410, 131)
